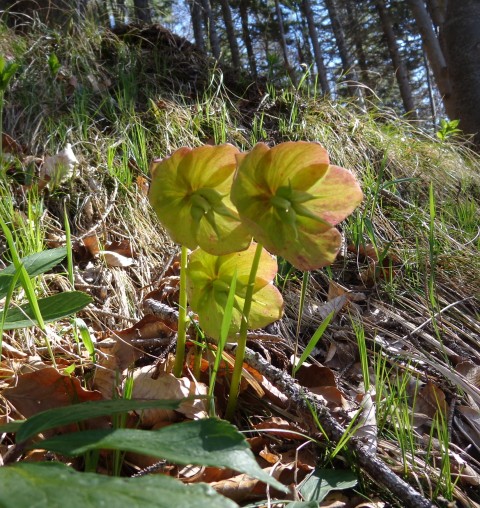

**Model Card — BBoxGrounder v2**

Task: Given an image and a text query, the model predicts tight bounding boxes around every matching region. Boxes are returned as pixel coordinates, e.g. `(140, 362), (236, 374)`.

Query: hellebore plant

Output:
(149, 141), (363, 416)
(149, 144), (253, 376)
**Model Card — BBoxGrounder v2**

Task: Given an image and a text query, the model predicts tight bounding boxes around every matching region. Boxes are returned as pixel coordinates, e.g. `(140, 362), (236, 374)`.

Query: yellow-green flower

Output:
(149, 144), (251, 255)
(231, 142), (363, 270)
(186, 243), (284, 341)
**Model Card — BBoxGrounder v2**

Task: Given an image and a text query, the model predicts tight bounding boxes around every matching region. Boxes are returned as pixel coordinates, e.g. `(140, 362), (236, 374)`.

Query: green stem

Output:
(225, 241), (263, 420)
(292, 270), (309, 377)
(173, 245), (189, 378)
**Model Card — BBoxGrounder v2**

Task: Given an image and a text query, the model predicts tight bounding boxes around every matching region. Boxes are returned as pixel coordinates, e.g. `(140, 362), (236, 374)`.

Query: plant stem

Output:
(225, 241), (263, 420)
(173, 245), (188, 378)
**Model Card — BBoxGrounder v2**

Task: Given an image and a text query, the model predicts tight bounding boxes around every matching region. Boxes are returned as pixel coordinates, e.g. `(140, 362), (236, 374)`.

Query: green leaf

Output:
(0, 291), (92, 330)
(149, 144), (251, 255)
(35, 418), (288, 493)
(16, 399), (184, 443)
(0, 462), (238, 508)
(0, 247), (67, 299)
(186, 243), (283, 340)
(299, 468), (358, 503)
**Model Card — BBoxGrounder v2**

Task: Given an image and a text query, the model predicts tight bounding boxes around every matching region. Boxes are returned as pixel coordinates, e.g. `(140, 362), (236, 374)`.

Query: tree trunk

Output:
(200, 0), (221, 59)
(218, 0), (241, 69)
(188, 0), (206, 53)
(301, 0), (330, 95)
(344, 0), (371, 89)
(442, 0), (480, 146)
(406, 0), (452, 114)
(323, 0), (362, 99)
(375, 0), (417, 117)
(133, 0), (151, 24)
(239, 0), (257, 78)
(274, 0), (296, 84)
(425, 0), (446, 29)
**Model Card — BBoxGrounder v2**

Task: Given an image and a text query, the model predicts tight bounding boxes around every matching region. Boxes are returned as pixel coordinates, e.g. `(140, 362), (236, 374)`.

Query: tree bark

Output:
(274, 0), (296, 85)
(133, 0), (151, 24)
(344, 0), (371, 89)
(188, 0), (206, 53)
(375, 0), (417, 117)
(218, 0), (241, 69)
(301, 0), (330, 95)
(200, 0), (221, 59)
(239, 0), (257, 78)
(442, 0), (480, 147)
(323, 0), (362, 99)
(425, 0), (446, 29)
(406, 0), (452, 115)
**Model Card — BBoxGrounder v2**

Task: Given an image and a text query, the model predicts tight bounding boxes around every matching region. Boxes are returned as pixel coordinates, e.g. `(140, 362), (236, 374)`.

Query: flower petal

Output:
(149, 144), (251, 253)
(186, 244), (283, 340)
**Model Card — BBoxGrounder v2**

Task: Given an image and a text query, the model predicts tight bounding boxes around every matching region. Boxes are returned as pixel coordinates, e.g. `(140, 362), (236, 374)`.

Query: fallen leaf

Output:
(253, 417), (308, 441)
(100, 250), (135, 268)
(2, 368), (104, 435)
(128, 366), (208, 426)
(93, 315), (175, 398)
(414, 382), (448, 425)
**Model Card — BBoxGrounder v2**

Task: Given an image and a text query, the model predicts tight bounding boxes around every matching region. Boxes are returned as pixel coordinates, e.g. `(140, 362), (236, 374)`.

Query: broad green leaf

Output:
(35, 418), (288, 492)
(149, 144), (251, 255)
(0, 247), (67, 299)
(186, 243), (283, 340)
(299, 468), (358, 503)
(0, 462), (238, 508)
(0, 291), (92, 330)
(231, 142), (363, 270)
(16, 399), (183, 443)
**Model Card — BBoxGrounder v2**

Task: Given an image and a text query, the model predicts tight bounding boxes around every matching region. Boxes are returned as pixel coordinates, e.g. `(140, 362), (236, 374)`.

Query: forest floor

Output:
(0, 21), (480, 508)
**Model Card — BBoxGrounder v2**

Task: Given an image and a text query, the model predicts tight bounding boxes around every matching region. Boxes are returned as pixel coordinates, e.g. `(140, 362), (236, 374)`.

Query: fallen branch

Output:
(240, 346), (434, 508)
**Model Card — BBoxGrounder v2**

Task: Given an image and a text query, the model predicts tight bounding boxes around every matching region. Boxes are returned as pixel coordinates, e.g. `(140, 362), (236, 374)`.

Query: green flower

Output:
(231, 141), (363, 270)
(186, 243), (284, 341)
(149, 144), (251, 255)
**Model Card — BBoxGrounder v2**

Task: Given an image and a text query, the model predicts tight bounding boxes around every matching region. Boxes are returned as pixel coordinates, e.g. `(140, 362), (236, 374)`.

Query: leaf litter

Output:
(1, 66), (480, 508)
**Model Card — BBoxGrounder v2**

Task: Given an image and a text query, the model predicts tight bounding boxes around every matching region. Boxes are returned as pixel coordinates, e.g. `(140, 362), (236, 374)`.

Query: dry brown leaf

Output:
(296, 364), (337, 389)
(82, 234), (100, 256)
(254, 417), (308, 441)
(100, 250), (135, 268)
(212, 465), (293, 503)
(93, 315), (175, 398)
(2, 367), (104, 434)
(414, 381), (448, 424)
(128, 366), (207, 426)
(310, 385), (352, 410)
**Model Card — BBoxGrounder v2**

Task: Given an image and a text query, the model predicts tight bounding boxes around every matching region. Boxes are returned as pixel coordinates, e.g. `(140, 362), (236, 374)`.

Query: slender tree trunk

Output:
(375, 0), (417, 117)
(188, 0), (206, 53)
(200, 0), (221, 59)
(301, 0), (330, 95)
(274, 0), (296, 85)
(425, 0), (446, 29)
(239, 0), (257, 78)
(133, 0), (151, 23)
(344, 0), (371, 89)
(218, 0), (241, 69)
(406, 0), (452, 114)
(442, 0), (480, 147)
(323, 0), (362, 99)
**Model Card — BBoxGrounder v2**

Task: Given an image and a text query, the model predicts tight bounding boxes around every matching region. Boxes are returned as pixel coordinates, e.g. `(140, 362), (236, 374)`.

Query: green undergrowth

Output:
(1, 19), (479, 506)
